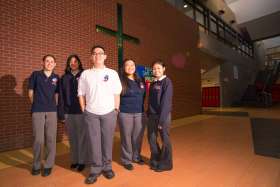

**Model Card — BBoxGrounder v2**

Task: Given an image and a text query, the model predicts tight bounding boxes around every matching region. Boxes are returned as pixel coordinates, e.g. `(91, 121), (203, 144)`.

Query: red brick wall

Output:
(0, 0), (201, 152)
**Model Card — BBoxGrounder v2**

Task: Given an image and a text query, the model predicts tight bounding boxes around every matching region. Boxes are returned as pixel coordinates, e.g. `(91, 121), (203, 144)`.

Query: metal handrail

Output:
(183, 0), (254, 58)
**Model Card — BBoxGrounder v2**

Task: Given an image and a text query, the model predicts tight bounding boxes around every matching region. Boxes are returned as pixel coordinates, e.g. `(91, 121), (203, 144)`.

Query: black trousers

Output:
(147, 113), (172, 169)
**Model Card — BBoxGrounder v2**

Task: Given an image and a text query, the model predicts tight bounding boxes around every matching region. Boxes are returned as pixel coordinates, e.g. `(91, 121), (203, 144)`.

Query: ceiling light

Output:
(183, 4), (188, 8)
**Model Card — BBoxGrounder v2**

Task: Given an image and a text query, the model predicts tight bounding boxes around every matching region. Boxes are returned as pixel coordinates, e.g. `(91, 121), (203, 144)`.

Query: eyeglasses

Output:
(92, 52), (105, 56)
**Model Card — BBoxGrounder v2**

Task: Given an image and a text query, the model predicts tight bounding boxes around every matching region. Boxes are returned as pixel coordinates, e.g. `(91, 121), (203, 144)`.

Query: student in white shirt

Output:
(78, 45), (122, 184)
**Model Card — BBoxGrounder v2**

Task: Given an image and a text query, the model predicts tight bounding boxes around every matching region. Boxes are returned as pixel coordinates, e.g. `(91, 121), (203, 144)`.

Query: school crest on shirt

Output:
(140, 82), (145, 89)
(154, 85), (161, 90)
(51, 77), (58, 85)
(153, 81), (161, 90)
(103, 75), (109, 82)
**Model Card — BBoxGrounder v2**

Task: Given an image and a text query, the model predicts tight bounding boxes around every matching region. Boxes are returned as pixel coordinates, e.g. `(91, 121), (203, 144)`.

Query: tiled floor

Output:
(1, 107), (280, 187)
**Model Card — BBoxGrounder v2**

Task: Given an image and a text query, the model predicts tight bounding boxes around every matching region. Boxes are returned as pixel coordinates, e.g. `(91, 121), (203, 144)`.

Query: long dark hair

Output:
(119, 59), (142, 95)
(65, 54), (83, 74)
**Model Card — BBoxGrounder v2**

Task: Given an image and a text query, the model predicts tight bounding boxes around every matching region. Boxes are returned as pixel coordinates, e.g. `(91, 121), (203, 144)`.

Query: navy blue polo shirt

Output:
(120, 79), (145, 113)
(28, 70), (59, 113)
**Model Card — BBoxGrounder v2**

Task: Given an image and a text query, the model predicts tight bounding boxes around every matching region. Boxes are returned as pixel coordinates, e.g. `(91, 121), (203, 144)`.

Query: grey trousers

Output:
(65, 114), (86, 164)
(84, 110), (117, 174)
(32, 112), (57, 170)
(119, 112), (145, 165)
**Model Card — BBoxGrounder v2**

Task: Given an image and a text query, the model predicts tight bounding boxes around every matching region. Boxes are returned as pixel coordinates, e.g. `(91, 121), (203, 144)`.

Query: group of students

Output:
(28, 45), (173, 184)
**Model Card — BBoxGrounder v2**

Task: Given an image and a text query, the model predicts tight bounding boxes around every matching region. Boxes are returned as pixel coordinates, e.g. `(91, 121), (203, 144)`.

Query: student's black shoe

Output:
(85, 173), (100, 184)
(123, 164), (134, 170)
(154, 166), (172, 172)
(150, 163), (158, 170)
(31, 168), (40, 176)
(133, 158), (145, 165)
(77, 164), (85, 172)
(70, 163), (78, 169)
(102, 170), (115, 179)
(42, 168), (52, 177)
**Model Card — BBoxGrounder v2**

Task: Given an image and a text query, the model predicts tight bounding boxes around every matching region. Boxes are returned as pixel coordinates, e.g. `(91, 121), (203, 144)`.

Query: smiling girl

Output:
(119, 59), (146, 170)
(147, 60), (173, 172)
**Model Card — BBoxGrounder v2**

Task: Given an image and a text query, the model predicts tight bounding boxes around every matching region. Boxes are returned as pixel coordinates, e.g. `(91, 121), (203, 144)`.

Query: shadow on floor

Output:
(0, 149), (33, 172)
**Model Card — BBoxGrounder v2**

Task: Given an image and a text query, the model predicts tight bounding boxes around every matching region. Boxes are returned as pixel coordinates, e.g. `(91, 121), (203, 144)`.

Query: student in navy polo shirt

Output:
(147, 60), (173, 172)
(28, 54), (59, 177)
(58, 54), (85, 172)
(119, 59), (145, 170)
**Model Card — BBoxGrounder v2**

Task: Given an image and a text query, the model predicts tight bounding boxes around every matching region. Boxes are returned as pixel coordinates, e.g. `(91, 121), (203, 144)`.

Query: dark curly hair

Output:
(65, 54), (83, 74)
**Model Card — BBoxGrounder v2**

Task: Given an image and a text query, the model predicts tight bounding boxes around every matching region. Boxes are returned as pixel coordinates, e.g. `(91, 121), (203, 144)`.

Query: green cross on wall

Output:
(96, 3), (140, 70)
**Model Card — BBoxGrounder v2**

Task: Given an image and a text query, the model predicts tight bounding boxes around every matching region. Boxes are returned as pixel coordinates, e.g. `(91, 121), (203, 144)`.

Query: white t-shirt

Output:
(78, 67), (122, 115)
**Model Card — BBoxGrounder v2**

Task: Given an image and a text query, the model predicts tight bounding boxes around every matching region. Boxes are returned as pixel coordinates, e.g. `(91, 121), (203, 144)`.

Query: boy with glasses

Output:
(78, 45), (122, 184)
